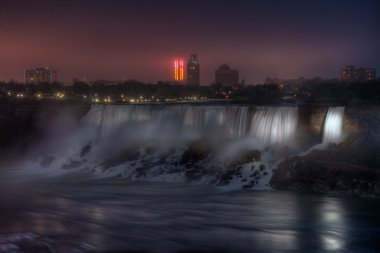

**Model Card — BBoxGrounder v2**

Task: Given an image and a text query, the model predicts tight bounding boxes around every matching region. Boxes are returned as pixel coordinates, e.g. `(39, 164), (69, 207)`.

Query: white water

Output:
(250, 107), (299, 145)
(82, 105), (299, 144)
(16, 104), (347, 190)
(322, 107), (345, 144)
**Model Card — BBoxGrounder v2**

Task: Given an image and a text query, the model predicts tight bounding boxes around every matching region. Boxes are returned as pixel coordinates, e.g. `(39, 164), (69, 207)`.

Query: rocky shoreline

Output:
(271, 105), (380, 197)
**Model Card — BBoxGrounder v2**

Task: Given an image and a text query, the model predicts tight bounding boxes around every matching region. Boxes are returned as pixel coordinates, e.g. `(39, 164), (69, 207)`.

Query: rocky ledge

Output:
(271, 143), (380, 197)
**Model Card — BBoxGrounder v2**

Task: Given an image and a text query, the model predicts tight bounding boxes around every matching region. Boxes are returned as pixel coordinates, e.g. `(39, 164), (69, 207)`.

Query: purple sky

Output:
(0, 0), (379, 84)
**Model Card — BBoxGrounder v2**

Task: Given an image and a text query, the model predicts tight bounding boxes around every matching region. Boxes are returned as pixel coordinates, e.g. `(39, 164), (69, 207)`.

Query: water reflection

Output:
(319, 197), (347, 251)
(0, 180), (379, 252)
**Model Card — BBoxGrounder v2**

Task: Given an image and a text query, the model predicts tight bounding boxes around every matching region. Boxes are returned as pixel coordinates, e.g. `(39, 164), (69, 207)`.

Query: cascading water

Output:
(19, 104), (348, 191)
(249, 107), (299, 145)
(73, 104), (301, 189)
(82, 104), (298, 143)
(322, 107), (345, 144)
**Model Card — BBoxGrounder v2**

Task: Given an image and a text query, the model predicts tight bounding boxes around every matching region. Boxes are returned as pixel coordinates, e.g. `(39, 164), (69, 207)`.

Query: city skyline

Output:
(12, 63), (379, 85)
(0, 0), (379, 84)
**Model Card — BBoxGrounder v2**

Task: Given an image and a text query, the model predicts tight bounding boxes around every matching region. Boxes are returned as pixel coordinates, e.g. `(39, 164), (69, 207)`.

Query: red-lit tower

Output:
(174, 58), (184, 83)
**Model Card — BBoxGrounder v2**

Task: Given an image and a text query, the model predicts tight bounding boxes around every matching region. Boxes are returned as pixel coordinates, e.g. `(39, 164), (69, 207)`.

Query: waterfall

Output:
(322, 107), (345, 144)
(82, 105), (155, 137)
(82, 104), (299, 144)
(249, 107), (299, 145)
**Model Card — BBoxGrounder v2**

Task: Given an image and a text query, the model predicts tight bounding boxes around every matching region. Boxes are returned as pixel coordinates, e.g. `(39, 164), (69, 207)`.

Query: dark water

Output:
(1, 173), (380, 253)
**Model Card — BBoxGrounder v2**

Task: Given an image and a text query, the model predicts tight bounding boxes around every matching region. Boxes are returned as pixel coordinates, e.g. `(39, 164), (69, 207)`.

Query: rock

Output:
(185, 166), (204, 182)
(80, 143), (92, 157)
(180, 140), (212, 164)
(61, 160), (82, 169)
(217, 170), (235, 186)
(40, 156), (54, 168)
(135, 167), (148, 178)
(102, 149), (140, 170)
(228, 149), (261, 168)
(145, 146), (156, 155)
(242, 183), (254, 189)
(270, 147), (380, 196)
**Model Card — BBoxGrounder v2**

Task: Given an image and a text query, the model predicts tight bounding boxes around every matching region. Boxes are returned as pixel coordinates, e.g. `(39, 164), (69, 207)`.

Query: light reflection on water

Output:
(320, 200), (347, 251)
(0, 177), (380, 253)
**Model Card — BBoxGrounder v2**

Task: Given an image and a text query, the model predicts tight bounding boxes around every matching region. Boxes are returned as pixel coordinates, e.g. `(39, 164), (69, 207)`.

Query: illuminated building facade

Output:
(215, 64), (239, 87)
(24, 67), (58, 83)
(174, 58), (184, 82)
(340, 66), (376, 82)
(187, 54), (200, 86)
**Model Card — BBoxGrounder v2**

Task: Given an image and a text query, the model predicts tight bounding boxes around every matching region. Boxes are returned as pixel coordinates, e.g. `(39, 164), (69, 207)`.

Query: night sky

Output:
(0, 0), (379, 84)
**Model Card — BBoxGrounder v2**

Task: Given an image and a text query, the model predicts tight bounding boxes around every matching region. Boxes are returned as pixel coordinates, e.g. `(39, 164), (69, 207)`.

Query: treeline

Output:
(0, 79), (379, 105)
(298, 79), (380, 104)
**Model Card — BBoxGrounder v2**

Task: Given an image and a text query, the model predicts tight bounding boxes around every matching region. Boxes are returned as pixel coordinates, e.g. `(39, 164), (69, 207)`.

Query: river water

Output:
(1, 172), (379, 253)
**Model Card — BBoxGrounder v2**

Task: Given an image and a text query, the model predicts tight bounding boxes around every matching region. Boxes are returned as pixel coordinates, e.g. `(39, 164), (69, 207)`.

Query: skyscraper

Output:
(24, 67), (58, 84)
(173, 58), (184, 83)
(187, 54), (200, 86)
(215, 64), (239, 87)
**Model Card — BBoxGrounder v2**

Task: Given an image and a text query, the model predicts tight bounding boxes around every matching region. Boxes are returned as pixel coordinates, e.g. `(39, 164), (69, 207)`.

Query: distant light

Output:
(174, 58), (184, 82)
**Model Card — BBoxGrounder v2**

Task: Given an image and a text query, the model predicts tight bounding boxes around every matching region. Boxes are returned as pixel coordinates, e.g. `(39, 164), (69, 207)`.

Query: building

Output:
(24, 67), (58, 84)
(265, 77), (304, 94)
(173, 58), (184, 83)
(340, 66), (376, 82)
(215, 64), (239, 87)
(187, 54), (200, 86)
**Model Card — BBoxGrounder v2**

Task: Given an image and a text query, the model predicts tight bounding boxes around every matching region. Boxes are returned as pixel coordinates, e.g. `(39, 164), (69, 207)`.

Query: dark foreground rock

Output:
(271, 105), (380, 197)
(271, 146), (380, 197)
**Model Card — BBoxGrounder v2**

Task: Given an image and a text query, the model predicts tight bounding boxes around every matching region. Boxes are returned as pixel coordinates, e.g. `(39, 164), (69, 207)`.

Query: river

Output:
(1, 172), (379, 253)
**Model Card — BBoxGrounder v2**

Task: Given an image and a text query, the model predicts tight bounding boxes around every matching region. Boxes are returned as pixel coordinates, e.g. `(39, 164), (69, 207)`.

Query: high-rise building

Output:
(173, 58), (184, 83)
(215, 64), (239, 87)
(340, 66), (376, 82)
(24, 67), (58, 84)
(187, 54), (200, 86)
